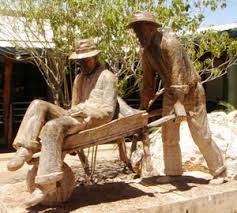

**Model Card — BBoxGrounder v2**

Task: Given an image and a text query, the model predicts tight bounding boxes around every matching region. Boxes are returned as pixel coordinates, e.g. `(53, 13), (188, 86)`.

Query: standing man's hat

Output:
(126, 11), (162, 29)
(69, 38), (100, 60)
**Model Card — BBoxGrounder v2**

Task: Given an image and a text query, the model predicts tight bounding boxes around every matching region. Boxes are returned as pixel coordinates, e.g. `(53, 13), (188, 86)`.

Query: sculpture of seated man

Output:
(7, 38), (118, 206)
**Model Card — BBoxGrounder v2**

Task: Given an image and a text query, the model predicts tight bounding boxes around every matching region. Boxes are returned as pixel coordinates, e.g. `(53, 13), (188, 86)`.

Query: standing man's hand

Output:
(174, 100), (187, 123)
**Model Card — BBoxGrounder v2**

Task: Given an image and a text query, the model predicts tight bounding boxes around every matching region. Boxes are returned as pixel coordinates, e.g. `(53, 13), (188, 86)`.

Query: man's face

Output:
(76, 56), (97, 75)
(132, 22), (157, 48)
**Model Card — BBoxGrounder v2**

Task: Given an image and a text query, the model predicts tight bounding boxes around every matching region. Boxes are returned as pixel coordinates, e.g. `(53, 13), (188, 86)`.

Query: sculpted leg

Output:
(36, 119), (66, 184)
(7, 100), (66, 171)
(162, 93), (183, 176)
(27, 116), (86, 206)
(162, 120), (182, 175)
(187, 108), (226, 177)
(186, 83), (226, 178)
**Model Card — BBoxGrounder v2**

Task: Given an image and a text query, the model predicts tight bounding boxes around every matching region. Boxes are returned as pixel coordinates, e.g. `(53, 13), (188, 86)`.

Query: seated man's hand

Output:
(173, 100), (187, 123)
(66, 107), (87, 118)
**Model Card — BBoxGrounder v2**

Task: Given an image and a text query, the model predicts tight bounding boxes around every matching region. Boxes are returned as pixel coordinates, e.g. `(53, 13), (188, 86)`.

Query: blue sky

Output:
(200, 0), (237, 27)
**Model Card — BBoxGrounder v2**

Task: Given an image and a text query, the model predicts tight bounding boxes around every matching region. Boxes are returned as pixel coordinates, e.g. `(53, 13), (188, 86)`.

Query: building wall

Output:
(205, 76), (225, 112)
(204, 63), (237, 111)
(227, 64), (237, 108)
(0, 59), (48, 148)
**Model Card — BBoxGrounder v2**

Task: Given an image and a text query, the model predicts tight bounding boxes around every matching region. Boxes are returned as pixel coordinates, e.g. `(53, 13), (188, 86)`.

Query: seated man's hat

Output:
(126, 11), (162, 29)
(69, 38), (100, 60)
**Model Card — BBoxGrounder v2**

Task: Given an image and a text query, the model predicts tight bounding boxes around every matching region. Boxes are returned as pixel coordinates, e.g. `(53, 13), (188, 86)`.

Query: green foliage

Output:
(183, 29), (237, 82)
(218, 100), (236, 113)
(0, 0), (235, 104)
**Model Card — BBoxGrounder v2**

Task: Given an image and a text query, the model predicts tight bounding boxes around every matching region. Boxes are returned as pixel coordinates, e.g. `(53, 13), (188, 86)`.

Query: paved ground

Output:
(1, 145), (237, 213)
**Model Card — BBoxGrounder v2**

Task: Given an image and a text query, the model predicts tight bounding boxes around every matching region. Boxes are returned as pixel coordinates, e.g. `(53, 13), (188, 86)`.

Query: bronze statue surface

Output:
(127, 11), (226, 179)
(7, 38), (118, 207)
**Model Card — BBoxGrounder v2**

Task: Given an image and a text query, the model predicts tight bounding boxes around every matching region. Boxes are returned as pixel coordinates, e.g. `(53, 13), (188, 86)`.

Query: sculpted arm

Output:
(66, 74), (87, 117)
(140, 56), (156, 110)
(71, 74), (81, 107)
(82, 71), (117, 120)
(70, 71), (117, 121)
(169, 39), (189, 118)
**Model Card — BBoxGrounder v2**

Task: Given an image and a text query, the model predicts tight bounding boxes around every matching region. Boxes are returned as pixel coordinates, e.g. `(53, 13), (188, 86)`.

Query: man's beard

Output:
(80, 65), (95, 75)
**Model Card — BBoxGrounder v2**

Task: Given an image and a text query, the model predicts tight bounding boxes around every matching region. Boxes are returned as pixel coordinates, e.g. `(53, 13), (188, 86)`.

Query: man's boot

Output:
(25, 183), (56, 207)
(7, 147), (32, 171)
(210, 168), (227, 185)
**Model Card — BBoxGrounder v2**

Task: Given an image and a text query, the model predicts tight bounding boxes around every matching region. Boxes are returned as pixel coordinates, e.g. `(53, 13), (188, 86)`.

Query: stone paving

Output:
(1, 145), (237, 213)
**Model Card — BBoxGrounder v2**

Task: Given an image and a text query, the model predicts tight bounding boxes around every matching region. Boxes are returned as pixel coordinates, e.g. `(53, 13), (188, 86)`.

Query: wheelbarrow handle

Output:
(147, 114), (176, 128)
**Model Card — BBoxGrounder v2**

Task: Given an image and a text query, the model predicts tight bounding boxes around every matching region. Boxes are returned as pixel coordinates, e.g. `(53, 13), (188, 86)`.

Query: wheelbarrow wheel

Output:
(26, 162), (75, 206)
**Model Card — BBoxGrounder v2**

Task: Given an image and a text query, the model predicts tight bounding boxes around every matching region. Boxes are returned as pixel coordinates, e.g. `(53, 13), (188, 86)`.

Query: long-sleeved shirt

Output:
(141, 32), (201, 109)
(71, 64), (118, 127)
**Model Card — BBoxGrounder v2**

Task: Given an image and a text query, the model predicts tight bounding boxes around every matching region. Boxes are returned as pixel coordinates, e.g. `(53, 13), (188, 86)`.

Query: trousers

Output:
(162, 82), (225, 176)
(13, 99), (88, 183)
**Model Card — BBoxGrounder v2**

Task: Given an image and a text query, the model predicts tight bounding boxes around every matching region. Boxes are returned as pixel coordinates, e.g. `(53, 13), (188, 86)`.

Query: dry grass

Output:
(183, 161), (209, 174)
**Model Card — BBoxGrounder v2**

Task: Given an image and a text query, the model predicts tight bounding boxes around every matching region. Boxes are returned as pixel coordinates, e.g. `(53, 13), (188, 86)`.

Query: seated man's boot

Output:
(7, 147), (33, 171)
(25, 184), (56, 207)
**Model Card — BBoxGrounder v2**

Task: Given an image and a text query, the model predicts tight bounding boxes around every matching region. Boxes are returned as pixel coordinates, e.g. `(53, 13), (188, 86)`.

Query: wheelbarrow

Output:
(25, 111), (177, 206)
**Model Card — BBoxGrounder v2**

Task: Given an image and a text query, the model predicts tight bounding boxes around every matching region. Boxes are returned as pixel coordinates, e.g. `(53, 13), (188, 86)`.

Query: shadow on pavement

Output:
(140, 175), (210, 192)
(27, 181), (155, 213)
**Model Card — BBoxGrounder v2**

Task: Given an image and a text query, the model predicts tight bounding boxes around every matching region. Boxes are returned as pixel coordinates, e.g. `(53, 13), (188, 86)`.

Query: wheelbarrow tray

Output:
(63, 111), (148, 153)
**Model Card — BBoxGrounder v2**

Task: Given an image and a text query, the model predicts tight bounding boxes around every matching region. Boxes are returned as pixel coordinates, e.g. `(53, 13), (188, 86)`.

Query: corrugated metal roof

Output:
(198, 23), (237, 32)
(0, 16), (54, 49)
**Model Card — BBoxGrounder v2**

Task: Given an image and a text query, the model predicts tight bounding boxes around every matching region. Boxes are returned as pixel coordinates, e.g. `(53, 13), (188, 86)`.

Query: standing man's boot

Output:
(7, 147), (32, 171)
(210, 168), (227, 184)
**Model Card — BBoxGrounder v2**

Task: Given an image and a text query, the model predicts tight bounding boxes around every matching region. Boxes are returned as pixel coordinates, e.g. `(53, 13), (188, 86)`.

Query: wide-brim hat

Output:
(126, 11), (162, 29)
(69, 38), (100, 60)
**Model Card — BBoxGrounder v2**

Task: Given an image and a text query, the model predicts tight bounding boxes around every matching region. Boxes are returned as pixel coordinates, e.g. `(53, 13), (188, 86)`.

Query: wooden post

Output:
(3, 56), (13, 147)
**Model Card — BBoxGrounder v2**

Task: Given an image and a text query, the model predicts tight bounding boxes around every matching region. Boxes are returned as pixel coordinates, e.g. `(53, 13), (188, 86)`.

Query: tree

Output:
(0, 0), (236, 106)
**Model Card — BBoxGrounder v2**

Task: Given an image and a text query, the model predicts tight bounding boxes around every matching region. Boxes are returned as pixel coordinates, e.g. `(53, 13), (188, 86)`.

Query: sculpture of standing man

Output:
(7, 38), (118, 206)
(127, 11), (226, 180)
